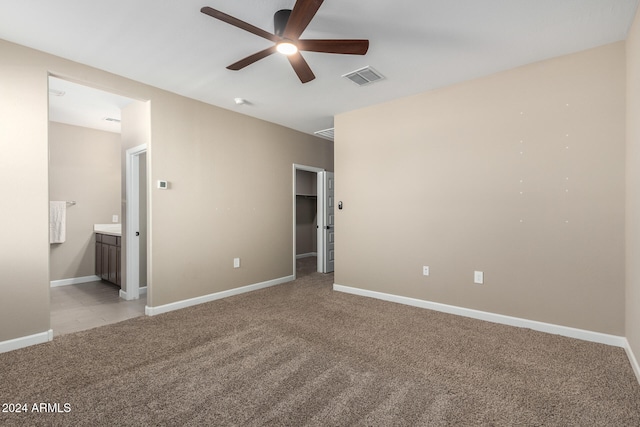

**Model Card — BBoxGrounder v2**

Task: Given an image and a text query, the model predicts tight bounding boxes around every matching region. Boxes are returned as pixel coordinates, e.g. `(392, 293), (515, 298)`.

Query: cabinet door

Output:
(95, 242), (102, 277)
(101, 243), (110, 281)
(116, 246), (121, 286)
(108, 244), (118, 284)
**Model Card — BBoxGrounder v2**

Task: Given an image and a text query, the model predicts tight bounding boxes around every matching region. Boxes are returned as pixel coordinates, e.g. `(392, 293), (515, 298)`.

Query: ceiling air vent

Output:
(342, 66), (384, 86)
(104, 117), (121, 123)
(314, 128), (335, 140)
(48, 88), (65, 97)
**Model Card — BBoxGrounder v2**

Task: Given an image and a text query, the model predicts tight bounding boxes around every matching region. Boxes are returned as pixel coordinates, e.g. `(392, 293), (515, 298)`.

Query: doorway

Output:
(292, 164), (334, 278)
(124, 144), (147, 300)
(48, 75), (149, 335)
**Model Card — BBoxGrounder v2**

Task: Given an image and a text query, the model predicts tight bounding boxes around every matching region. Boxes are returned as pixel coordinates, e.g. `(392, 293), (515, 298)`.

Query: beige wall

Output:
(49, 122), (121, 281)
(146, 97), (333, 307)
(335, 42), (625, 335)
(0, 38), (332, 343)
(296, 197), (317, 256)
(626, 7), (640, 371)
(0, 41), (50, 340)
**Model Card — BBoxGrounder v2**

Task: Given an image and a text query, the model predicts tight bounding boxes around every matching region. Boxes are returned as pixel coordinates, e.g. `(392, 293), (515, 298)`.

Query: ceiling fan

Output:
(201, 0), (369, 83)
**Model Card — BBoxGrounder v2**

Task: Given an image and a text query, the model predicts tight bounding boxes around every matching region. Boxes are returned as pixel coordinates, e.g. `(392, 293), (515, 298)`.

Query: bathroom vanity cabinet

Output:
(95, 233), (121, 287)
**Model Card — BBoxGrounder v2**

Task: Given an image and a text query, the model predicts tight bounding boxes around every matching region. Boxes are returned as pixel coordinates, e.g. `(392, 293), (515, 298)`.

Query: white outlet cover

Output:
(423, 266), (429, 276)
(233, 258), (240, 268)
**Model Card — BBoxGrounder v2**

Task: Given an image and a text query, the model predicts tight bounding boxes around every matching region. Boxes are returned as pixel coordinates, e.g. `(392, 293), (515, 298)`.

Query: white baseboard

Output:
(119, 286), (147, 300)
(333, 284), (627, 348)
(0, 329), (53, 354)
(625, 339), (640, 384)
(50, 275), (101, 287)
(296, 252), (317, 259)
(145, 275), (294, 316)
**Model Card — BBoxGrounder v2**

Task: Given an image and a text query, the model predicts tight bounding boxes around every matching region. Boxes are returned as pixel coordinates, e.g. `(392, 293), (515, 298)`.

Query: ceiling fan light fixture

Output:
(201, 2), (370, 83)
(276, 41), (298, 56)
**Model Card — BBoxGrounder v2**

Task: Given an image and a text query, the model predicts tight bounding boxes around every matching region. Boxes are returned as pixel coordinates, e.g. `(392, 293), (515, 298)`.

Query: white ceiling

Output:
(48, 76), (135, 133)
(1, 0), (638, 136)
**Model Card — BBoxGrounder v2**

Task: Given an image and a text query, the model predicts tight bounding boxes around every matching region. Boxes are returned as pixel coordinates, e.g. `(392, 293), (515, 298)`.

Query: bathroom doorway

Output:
(48, 75), (149, 335)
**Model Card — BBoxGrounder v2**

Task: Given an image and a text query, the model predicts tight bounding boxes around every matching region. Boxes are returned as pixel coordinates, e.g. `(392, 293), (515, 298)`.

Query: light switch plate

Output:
(233, 258), (240, 268)
(423, 266), (430, 276)
(474, 271), (484, 284)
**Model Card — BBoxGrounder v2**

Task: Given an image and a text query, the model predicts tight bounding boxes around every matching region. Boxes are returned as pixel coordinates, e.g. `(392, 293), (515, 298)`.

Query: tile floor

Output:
(50, 281), (146, 336)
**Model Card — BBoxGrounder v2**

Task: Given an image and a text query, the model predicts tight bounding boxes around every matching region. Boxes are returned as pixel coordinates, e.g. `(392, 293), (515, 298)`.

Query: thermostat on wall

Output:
(157, 180), (168, 190)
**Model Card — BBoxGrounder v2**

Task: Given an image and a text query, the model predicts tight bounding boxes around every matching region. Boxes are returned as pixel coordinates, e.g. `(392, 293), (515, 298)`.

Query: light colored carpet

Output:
(1, 262), (639, 425)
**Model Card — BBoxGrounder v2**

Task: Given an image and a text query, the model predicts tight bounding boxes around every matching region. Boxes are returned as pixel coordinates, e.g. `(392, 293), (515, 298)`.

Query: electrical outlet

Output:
(233, 258), (240, 269)
(423, 266), (430, 276)
(112, 215), (119, 223)
(474, 271), (484, 284)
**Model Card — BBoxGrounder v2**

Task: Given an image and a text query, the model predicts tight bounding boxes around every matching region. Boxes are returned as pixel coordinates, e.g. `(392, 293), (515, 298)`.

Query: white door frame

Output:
(292, 164), (324, 279)
(124, 144), (147, 300)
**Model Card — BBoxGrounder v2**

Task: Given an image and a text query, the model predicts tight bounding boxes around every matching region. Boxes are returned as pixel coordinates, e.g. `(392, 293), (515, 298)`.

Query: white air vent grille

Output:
(104, 117), (121, 123)
(314, 128), (335, 140)
(48, 89), (65, 97)
(342, 66), (384, 86)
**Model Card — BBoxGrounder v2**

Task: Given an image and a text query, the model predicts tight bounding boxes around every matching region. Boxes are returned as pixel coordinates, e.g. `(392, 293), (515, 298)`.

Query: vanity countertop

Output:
(94, 224), (121, 236)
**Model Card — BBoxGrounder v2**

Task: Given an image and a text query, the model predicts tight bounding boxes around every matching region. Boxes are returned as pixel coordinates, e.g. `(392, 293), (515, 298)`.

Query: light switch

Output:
(233, 258), (240, 268)
(474, 271), (484, 284)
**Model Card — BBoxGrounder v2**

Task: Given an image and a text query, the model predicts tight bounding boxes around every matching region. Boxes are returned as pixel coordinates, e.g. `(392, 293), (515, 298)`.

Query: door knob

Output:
(135, 231), (140, 236)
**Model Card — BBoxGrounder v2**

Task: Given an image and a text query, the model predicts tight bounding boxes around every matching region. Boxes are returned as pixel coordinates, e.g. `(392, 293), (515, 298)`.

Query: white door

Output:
(125, 144), (146, 300)
(318, 171), (335, 273)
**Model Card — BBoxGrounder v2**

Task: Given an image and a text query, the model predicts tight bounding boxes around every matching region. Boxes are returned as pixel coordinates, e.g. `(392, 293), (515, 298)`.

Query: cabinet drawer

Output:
(100, 234), (120, 246)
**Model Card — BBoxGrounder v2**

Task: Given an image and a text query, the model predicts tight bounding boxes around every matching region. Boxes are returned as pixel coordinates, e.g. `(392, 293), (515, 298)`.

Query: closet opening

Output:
(292, 164), (334, 279)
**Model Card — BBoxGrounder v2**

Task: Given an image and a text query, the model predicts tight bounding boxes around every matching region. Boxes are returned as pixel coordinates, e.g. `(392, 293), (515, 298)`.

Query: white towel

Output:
(49, 201), (66, 243)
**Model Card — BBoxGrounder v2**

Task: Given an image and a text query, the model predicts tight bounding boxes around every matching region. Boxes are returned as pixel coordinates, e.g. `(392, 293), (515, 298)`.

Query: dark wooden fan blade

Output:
(227, 46), (277, 70)
(287, 52), (316, 83)
(283, 0), (324, 40)
(297, 39), (369, 55)
(201, 7), (279, 42)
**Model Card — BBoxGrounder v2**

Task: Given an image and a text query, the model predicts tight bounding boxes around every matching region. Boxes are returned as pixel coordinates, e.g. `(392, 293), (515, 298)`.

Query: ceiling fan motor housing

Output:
(274, 9), (292, 37)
